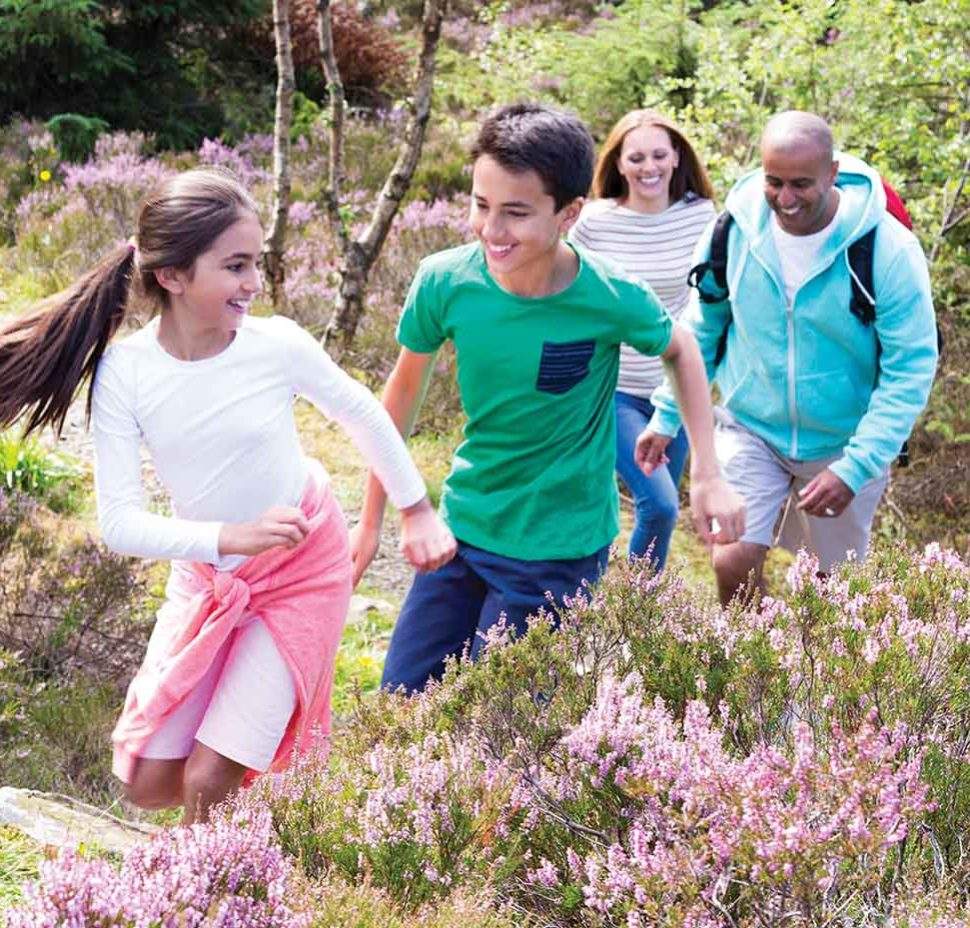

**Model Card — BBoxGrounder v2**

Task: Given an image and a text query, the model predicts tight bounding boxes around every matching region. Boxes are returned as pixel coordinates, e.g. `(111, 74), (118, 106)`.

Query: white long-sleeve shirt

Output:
(92, 314), (425, 570)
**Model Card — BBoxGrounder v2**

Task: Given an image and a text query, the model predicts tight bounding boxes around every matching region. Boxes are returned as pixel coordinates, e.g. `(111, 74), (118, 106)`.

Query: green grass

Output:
(332, 587), (401, 719)
(0, 826), (41, 909)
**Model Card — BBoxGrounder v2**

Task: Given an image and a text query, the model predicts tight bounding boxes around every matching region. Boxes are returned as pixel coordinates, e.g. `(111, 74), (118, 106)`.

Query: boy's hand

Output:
(399, 497), (457, 575)
(689, 477), (746, 546)
(796, 468), (854, 517)
(634, 429), (672, 475)
(349, 521), (381, 588)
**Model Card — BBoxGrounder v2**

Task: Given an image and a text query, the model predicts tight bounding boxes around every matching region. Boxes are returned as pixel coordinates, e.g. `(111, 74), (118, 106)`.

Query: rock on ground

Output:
(0, 787), (158, 856)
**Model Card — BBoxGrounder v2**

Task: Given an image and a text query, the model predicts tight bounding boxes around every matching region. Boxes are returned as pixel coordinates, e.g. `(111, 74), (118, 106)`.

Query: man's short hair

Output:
(470, 103), (594, 211)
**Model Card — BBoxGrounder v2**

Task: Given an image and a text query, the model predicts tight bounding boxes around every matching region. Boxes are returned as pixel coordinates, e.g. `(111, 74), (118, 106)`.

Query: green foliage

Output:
(0, 824), (42, 907)
(0, 0), (267, 149)
(45, 112), (111, 162)
(0, 430), (85, 513)
(436, 0), (700, 135)
(291, 91), (323, 143)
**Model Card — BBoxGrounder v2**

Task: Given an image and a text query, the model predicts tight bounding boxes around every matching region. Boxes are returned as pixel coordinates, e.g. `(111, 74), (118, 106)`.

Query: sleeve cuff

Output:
(647, 407), (683, 438)
(200, 522), (224, 565)
(828, 457), (871, 495)
(389, 478), (428, 512)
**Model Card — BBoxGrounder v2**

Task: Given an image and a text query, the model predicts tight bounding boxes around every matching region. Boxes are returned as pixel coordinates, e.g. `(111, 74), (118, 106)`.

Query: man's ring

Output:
(824, 507), (835, 517)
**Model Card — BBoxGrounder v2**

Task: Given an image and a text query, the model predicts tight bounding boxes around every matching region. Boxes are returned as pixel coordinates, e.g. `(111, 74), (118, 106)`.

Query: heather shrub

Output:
(5, 809), (309, 927)
(6, 132), (176, 300)
(246, 544), (968, 924)
(0, 652), (119, 805)
(303, 873), (534, 927)
(0, 119), (58, 243)
(0, 488), (152, 683)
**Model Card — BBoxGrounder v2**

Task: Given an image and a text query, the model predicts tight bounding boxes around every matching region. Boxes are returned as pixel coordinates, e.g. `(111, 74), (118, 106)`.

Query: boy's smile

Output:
(470, 155), (581, 296)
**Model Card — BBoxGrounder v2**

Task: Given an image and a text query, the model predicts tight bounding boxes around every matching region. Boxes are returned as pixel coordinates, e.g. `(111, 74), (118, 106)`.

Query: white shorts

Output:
(714, 411), (888, 572)
(139, 617), (296, 772)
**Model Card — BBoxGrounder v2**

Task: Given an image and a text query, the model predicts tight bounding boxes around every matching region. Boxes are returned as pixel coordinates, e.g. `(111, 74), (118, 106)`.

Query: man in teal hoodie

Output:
(644, 111), (937, 605)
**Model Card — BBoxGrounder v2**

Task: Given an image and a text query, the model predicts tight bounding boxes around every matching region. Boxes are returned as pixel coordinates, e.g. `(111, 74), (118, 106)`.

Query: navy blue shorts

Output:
(381, 540), (610, 694)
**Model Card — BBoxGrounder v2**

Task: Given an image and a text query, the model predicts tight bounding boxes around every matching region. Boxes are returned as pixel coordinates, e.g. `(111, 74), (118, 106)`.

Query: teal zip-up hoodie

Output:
(649, 154), (938, 493)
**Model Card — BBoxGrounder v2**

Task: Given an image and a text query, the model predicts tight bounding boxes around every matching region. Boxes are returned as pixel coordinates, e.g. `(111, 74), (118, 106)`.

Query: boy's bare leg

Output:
(181, 741), (247, 825)
(712, 541), (769, 608)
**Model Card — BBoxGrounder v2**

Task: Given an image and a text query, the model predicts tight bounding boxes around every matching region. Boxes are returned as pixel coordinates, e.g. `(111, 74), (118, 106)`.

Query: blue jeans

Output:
(615, 390), (688, 568)
(381, 540), (610, 694)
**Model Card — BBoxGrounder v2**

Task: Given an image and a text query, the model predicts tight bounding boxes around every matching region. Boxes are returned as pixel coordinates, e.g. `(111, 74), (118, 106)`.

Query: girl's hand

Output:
(218, 506), (310, 556)
(399, 497), (457, 574)
(349, 521), (381, 588)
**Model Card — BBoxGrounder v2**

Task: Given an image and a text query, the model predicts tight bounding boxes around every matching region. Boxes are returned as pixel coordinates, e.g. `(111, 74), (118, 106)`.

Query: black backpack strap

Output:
(847, 227), (877, 326)
(687, 210), (733, 303)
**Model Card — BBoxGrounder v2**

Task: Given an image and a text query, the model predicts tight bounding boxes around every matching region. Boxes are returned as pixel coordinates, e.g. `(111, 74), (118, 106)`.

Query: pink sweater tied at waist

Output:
(112, 461), (352, 784)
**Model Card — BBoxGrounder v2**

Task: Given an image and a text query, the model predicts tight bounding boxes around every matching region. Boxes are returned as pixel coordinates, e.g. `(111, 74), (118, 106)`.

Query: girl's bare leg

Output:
(123, 757), (185, 810)
(181, 741), (248, 824)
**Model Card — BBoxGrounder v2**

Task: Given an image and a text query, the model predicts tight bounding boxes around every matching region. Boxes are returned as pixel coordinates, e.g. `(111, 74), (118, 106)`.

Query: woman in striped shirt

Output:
(570, 111), (716, 568)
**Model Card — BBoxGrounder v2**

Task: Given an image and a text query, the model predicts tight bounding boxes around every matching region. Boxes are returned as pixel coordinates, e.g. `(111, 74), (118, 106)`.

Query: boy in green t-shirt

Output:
(352, 103), (745, 693)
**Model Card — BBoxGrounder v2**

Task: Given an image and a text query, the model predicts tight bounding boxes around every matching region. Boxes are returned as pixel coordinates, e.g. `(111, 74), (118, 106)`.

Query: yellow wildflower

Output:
(39, 169), (52, 183)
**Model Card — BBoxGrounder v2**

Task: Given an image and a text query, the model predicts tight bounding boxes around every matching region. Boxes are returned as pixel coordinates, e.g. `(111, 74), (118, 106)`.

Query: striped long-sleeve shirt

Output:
(569, 194), (716, 397)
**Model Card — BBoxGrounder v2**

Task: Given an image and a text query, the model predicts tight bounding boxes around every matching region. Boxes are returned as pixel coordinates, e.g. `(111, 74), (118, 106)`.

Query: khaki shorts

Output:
(713, 410), (888, 572)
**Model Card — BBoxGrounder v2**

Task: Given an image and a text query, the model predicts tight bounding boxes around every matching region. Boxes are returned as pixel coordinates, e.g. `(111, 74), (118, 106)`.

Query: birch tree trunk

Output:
(316, 0), (445, 352)
(264, 0), (295, 307)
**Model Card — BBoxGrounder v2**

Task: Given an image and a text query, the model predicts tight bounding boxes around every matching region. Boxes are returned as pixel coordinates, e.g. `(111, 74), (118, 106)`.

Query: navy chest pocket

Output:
(536, 339), (595, 395)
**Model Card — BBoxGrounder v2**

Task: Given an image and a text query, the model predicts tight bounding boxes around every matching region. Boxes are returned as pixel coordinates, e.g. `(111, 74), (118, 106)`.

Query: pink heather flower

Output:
(7, 809), (308, 927)
(287, 199), (317, 227)
(526, 858), (560, 888)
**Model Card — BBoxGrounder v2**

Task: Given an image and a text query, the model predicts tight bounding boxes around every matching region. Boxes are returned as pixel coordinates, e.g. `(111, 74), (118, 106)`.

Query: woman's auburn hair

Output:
(591, 109), (716, 204)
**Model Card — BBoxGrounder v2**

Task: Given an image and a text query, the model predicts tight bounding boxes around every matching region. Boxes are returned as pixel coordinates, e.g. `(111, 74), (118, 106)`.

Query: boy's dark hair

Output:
(470, 103), (594, 211)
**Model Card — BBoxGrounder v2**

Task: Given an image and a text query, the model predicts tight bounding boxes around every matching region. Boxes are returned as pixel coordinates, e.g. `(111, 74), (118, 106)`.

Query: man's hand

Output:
(349, 521), (382, 588)
(218, 506), (310, 557)
(689, 476), (746, 546)
(634, 429), (673, 475)
(797, 468), (854, 517)
(399, 497), (457, 575)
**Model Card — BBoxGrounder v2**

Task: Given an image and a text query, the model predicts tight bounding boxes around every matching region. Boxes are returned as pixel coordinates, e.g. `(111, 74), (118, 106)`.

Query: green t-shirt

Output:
(397, 241), (673, 560)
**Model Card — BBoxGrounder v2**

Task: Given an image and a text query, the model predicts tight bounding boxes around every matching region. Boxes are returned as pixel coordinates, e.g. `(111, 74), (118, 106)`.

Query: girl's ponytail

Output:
(1, 165), (258, 439)
(0, 244), (134, 437)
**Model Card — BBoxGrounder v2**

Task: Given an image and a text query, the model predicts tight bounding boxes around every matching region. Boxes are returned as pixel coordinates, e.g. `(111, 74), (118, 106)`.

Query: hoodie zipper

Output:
(786, 295), (798, 458)
(743, 246), (800, 457)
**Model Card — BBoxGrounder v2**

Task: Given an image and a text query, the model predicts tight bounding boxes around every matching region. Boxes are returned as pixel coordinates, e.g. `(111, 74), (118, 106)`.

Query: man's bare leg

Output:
(712, 541), (769, 607)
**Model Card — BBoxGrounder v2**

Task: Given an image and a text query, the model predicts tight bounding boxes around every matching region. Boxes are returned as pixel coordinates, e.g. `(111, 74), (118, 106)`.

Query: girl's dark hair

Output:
(592, 109), (716, 204)
(0, 167), (258, 437)
(470, 102), (595, 211)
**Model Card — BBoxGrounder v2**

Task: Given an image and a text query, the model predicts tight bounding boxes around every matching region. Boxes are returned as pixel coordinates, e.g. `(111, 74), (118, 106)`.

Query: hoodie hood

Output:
(725, 151), (887, 259)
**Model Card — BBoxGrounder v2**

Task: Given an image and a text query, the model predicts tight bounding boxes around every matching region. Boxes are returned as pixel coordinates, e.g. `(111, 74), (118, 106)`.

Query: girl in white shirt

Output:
(0, 167), (456, 821)
(570, 110), (717, 569)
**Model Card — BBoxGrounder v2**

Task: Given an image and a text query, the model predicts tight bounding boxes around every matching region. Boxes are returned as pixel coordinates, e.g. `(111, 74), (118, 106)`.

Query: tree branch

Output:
(357, 0), (445, 265)
(264, 0), (295, 305)
(316, 0), (349, 255)
(929, 149), (969, 265)
(321, 0), (446, 349)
